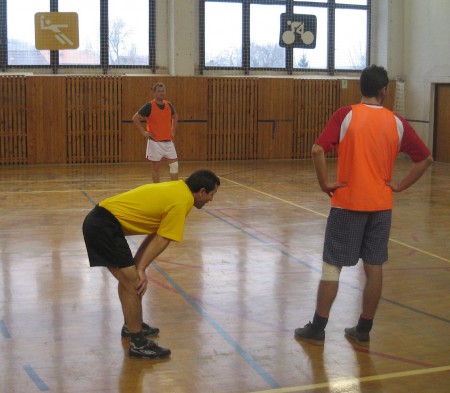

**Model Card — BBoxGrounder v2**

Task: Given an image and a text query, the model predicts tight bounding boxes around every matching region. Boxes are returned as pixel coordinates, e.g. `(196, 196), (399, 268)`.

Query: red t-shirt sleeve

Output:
(395, 114), (431, 162)
(315, 106), (352, 153)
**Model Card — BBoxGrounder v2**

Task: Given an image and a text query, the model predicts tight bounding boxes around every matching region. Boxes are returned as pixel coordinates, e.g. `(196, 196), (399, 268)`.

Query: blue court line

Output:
(154, 262), (281, 389)
(0, 320), (11, 339)
(127, 236), (280, 388)
(79, 187), (447, 388)
(343, 281), (450, 324)
(80, 189), (97, 205)
(23, 365), (50, 391)
(80, 188), (448, 324)
(204, 208), (450, 324)
(204, 209), (321, 274)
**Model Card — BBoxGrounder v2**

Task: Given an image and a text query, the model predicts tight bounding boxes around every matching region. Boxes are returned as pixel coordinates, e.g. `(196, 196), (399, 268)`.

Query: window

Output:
(250, 4), (286, 68)
(335, 8), (367, 69)
(200, 0), (371, 74)
(293, 5), (327, 70)
(108, 0), (149, 66)
(7, 0), (50, 66)
(205, 2), (242, 67)
(0, 0), (155, 71)
(59, 0), (100, 65)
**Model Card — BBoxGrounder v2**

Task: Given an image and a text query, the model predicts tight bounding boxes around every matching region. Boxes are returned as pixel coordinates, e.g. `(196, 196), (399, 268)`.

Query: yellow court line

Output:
(222, 177), (328, 218)
(248, 365), (450, 393)
(222, 177), (450, 264)
(388, 238), (450, 263)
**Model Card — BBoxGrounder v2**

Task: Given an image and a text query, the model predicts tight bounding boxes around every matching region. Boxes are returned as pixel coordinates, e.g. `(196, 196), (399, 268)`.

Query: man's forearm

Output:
(135, 234), (171, 271)
(311, 144), (328, 188)
(132, 113), (149, 138)
(396, 154), (433, 192)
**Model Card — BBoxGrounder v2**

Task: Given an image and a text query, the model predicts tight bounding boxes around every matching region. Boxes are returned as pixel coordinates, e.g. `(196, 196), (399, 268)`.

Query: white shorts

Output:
(146, 139), (178, 161)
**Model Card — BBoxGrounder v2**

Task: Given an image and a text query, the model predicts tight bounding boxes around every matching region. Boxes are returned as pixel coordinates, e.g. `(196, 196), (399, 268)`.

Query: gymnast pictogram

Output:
(40, 15), (74, 46)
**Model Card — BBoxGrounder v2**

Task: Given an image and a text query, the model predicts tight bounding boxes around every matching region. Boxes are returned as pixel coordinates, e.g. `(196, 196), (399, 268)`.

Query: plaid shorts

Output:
(82, 205), (135, 268)
(323, 207), (392, 266)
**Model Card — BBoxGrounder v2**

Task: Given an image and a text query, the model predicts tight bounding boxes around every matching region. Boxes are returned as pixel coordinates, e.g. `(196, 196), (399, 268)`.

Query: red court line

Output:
(148, 269), (437, 370)
(215, 208), (292, 248)
(353, 346), (436, 368)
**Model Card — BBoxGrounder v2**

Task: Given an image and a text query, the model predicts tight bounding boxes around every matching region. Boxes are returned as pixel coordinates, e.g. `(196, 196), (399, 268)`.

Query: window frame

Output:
(0, 0), (156, 73)
(199, 0), (371, 75)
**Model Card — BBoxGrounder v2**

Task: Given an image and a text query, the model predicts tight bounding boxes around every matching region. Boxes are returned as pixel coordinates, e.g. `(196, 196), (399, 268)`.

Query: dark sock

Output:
(125, 320), (143, 327)
(356, 316), (373, 333)
(130, 331), (146, 347)
(312, 312), (328, 331)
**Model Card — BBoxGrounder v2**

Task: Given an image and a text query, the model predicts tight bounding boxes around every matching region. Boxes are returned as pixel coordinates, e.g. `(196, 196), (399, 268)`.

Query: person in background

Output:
(133, 82), (179, 183)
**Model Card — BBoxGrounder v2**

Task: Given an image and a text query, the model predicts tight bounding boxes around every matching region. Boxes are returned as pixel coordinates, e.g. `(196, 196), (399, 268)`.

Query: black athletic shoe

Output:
(121, 322), (160, 338)
(129, 340), (171, 359)
(294, 322), (325, 346)
(344, 326), (370, 346)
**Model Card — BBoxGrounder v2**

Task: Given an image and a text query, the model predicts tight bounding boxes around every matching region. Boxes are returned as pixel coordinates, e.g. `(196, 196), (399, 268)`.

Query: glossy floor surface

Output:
(1, 159), (449, 393)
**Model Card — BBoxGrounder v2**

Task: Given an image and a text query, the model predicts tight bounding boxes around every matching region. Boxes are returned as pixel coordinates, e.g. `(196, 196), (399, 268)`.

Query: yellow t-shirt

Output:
(99, 180), (194, 241)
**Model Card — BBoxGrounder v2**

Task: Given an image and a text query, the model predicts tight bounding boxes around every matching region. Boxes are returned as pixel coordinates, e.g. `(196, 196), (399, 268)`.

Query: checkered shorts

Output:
(323, 208), (392, 266)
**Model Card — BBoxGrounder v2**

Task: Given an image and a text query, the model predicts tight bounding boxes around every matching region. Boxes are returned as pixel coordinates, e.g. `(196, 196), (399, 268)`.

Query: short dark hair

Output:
(360, 65), (389, 98)
(185, 169), (220, 193)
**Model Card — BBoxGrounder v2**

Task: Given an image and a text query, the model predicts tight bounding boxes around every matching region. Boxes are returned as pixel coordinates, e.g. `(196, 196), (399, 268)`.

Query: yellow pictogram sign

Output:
(35, 12), (79, 50)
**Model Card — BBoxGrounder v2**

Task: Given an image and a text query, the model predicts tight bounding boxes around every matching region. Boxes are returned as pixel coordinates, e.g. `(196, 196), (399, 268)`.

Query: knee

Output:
(321, 261), (342, 281)
(110, 267), (140, 293)
(169, 161), (178, 174)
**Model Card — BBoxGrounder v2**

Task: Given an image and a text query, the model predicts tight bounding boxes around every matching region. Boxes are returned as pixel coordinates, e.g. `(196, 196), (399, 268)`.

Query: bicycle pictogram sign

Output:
(279, 13), (317, 49)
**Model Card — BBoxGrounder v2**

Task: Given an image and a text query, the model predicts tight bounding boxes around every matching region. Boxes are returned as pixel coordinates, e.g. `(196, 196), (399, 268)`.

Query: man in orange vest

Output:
(294, 65), (433, 346)
(133, 82), (179, 183)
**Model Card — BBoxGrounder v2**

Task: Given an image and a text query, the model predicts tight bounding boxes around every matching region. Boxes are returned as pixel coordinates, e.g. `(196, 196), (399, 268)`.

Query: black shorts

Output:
(82, 205), (134, 268)
(323, 208), (392, 266)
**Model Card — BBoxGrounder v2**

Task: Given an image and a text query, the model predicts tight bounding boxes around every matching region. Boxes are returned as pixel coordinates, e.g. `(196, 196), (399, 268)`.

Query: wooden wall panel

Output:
(0, 76), (27, 165)
(434, 84), (450, 163)
(338, 79), (361, 108)
(66, 76), (121, 163)
(208, 78), (258, 160)
(294, 79), (339, 159)
(172, 77), (208, 160)
(26, 77), (66, 164)
(257, 78), (294, 159)
(0, 75), (393, 165)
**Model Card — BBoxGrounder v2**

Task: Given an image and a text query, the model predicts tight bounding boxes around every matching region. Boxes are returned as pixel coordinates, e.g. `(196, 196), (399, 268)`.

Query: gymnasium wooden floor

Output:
(0, 159), (449, 393)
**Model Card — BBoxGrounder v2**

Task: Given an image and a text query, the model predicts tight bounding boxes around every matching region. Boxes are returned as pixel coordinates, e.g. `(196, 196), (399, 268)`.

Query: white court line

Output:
(248, 365), (450, 393)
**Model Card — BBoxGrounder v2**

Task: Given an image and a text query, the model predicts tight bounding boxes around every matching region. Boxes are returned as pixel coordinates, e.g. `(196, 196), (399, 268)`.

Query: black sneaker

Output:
(121, 322), (160, 338)
(344, 326), (370, 346)
(294, 322), (325, 346)
(129, 339), (171, 359)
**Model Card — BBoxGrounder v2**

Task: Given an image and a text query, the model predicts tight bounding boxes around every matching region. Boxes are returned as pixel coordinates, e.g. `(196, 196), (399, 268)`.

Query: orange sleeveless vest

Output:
(146, 100), (173, 141)
(331, 104), (400, 211)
